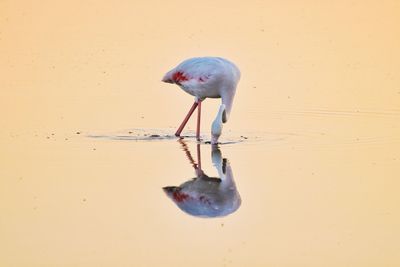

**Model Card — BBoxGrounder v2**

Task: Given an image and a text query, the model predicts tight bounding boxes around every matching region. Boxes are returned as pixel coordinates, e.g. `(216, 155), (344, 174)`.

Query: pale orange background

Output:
(1, 1), (400, 267)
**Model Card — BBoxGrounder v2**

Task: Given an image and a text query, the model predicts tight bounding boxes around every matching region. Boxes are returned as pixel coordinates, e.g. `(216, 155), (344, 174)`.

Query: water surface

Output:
(1, 1), (400, 266)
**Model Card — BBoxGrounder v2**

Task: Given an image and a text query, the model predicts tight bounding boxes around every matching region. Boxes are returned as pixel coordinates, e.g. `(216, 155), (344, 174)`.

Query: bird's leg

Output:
(195, 143), (203, 176)
(178, 139), (203, 176)
(196, 143), (201, 170)
(175, 101), (198, 137)
(178, 139), (198, 169)
(196, 100), (202, 141)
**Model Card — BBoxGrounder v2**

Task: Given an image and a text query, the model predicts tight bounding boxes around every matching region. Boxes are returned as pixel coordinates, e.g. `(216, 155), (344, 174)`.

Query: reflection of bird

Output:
(162, 57), (241, 144)
(163, 140), (241, 218)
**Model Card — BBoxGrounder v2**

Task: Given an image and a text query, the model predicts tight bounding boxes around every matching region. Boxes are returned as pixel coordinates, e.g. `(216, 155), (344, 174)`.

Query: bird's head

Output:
(211, 104), (226, 145)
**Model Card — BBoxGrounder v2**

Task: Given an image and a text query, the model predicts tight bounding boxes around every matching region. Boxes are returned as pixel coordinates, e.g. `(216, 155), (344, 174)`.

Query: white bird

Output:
(163, 140), (241, 218)
(162, 57), (241, 144)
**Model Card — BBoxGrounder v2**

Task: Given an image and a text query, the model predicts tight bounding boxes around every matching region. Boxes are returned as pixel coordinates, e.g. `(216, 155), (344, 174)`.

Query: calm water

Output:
(1, 1), (400, 266)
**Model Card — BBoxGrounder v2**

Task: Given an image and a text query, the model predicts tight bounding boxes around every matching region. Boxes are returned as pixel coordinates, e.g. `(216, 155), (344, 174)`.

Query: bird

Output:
(162, 57), (241, 144)
(163, 140), (241, 218)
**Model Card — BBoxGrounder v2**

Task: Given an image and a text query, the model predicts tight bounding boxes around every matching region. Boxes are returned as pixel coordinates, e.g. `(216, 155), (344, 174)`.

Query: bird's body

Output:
(163, 57), (240, 101)
(162, 57), (240, 144)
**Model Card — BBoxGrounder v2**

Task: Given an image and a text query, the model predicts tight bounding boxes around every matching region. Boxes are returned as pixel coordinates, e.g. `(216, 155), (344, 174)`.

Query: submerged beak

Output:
(211, 135), (219, 145)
